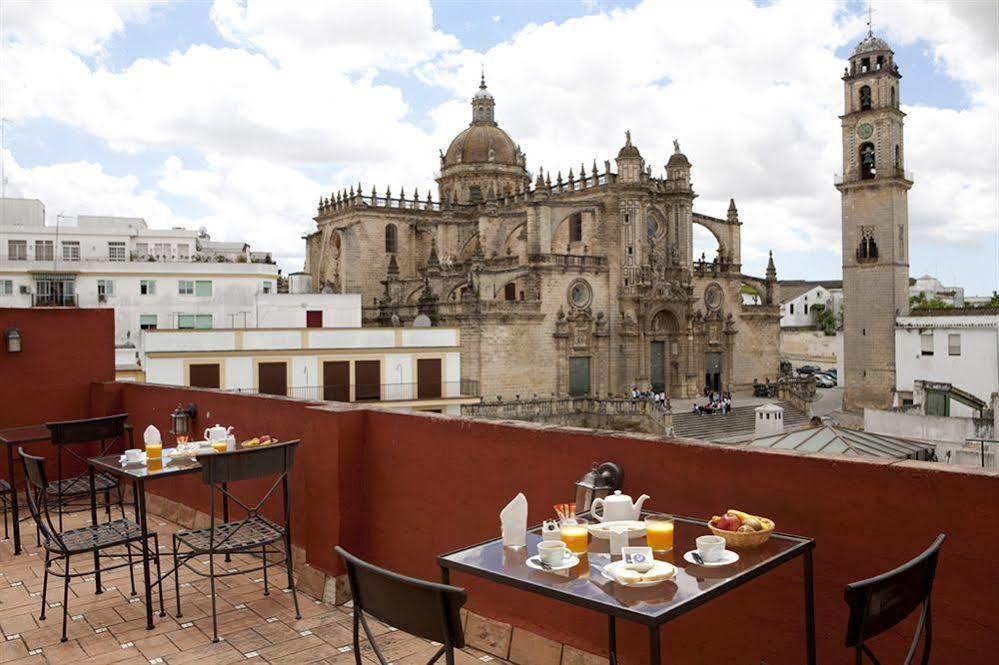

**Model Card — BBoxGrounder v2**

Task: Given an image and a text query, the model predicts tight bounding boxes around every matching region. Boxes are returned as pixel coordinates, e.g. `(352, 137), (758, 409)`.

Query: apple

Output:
(717, 514), (742, 531)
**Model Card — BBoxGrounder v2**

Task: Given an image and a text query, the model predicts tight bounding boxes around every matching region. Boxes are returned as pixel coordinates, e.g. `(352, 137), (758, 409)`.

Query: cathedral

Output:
(304, 75), (781, 399)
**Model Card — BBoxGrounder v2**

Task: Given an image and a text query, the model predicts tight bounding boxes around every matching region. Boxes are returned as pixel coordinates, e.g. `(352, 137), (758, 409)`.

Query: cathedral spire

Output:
(766, 250), (777, 282)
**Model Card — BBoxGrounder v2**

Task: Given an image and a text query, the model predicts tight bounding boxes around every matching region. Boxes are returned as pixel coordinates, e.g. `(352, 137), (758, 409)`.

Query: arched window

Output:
(569, 213), (583, 243)
(384, 224), (397, 254)
(859, 142), (876, 179)
(859, 85), (872, 111)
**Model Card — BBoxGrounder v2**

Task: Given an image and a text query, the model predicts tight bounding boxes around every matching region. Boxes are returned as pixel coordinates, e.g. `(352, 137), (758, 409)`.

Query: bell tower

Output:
(836, 27), (912, 412)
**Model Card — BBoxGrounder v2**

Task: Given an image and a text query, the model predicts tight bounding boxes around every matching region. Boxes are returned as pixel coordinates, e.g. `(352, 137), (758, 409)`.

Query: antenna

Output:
(866, 2), (875, 36)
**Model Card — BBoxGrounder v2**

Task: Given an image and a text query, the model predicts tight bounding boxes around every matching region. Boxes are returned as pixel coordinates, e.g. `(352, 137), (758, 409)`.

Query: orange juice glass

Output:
(145, 441), (162, 461)
(560, 520), (590, 555)
(645, 514), (675, 552)
(211, 440), (228, 453)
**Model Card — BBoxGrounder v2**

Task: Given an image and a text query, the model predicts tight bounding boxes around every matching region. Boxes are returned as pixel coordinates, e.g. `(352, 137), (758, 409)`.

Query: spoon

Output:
(691, 551), (705, 565)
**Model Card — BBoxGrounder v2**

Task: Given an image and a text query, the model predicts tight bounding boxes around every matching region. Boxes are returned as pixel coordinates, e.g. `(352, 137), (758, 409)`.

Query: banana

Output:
(727, 509), (768, 531)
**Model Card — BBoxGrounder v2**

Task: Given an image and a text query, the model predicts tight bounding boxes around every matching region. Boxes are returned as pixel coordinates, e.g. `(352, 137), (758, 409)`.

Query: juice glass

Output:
(145, 441), (162, 461)
(559, 519), (590, 555)
(645, 514), (675, 552)
(211, 439), (228, 453)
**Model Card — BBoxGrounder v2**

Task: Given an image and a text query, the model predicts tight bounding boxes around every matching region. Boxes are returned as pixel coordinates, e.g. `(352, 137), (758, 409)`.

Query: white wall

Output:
(896, 314), (999, 417)
(865, 408), (992, 444)
(256, 293), (361, 328)
(780, 286), (842, 328)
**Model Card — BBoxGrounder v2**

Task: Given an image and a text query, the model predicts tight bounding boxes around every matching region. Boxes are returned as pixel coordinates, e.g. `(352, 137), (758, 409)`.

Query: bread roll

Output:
(614, 569), (642, 584)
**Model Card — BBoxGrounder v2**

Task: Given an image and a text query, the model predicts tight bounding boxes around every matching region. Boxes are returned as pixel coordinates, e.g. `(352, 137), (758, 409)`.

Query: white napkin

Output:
(500, 493), (528, 548)
(609, 525), (629, 556)
(143, 425), (162, 446)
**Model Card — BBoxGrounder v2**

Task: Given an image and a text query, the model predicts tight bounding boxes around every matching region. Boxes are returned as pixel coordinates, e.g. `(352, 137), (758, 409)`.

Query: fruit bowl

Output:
(708, 511), (775, 549)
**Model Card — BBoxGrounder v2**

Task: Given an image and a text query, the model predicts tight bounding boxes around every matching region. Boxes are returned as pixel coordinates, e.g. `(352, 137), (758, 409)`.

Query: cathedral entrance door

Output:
(650, 341), (665, 393)
(569, 357), (591, 397)
(705, 352), (722, 394)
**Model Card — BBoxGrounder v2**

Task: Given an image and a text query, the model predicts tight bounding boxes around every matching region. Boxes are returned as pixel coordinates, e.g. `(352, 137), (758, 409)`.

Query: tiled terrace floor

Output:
(0, 510), (509, 664)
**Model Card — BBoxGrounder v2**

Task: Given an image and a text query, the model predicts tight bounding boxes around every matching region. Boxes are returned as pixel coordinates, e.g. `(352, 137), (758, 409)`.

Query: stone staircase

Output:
(671, 401), (810, 442)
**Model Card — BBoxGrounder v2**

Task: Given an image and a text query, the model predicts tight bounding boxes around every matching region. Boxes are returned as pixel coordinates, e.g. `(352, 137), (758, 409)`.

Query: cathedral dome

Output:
(852, 33), (892, 55)
(444, 124), (519, 167)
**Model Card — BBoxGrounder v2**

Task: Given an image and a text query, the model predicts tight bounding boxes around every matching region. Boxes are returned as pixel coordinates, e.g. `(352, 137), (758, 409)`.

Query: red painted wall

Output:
(0, 308), (115, 476)
(94, 384), (999, 664)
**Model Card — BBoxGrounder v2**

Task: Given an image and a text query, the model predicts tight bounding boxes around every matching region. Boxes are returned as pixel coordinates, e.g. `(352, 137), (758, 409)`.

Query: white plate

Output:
(119, 452), (147, 465)
(683, 549), (740, 568)
(526, 554), (580, 572)
(587, 520), (646, 539)
(601, 559), (675, 587)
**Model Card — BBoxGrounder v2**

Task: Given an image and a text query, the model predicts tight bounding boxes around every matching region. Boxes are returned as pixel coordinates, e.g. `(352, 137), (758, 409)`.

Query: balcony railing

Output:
(31, 293), (77, 307)
(230, 379), (480, 403)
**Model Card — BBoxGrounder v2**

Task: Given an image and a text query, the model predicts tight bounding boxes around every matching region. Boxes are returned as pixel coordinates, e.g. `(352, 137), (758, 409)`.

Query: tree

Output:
(811, 304), (838, 335)
(909, 292), (948, 309)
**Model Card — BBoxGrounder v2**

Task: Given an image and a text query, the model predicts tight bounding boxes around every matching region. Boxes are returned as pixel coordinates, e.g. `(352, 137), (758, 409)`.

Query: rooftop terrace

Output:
(0, 307), (996, 664)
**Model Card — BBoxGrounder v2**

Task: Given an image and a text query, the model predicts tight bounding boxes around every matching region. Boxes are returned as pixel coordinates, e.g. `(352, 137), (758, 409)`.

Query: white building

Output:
(909, 274), (965, 307)
(141, 296), (479, 414)
(0, 198), (279, 374)
(895, 309), (998, 417)
(778, 280), (842, 328)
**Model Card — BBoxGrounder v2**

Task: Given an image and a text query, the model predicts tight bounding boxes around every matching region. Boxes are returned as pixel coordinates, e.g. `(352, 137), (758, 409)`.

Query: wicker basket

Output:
(708, 518), (775, 549)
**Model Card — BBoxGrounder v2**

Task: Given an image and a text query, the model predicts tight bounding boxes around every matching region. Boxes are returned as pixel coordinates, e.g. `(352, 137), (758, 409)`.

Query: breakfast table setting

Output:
(438, 476), (815, 664)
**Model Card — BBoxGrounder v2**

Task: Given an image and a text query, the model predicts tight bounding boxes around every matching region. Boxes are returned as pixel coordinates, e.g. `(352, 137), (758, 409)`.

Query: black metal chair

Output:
(1, 478), (10, 540)
(19, 448), (163, 642)
(172, 440), (302, 642)
(844, 533), (946, 665)
(335, 546), (467, 665)
(45, 414), (131, 530)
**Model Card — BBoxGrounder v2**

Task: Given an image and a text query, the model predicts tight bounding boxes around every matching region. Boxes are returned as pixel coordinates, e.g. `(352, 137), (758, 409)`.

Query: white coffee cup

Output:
(695, 535), (726, 563)
(537, 540), (573, 567)
(124, 448), (143, 463)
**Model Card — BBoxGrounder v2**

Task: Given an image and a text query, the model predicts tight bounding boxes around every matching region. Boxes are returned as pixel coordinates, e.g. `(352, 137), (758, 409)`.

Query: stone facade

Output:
(305, 79), (781, 400)
(836, 32), (912, 412)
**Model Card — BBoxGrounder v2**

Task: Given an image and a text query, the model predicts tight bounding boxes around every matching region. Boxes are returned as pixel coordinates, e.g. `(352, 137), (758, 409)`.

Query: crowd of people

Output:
(630, 386), (672, 412)
(692, 390), (734, 415)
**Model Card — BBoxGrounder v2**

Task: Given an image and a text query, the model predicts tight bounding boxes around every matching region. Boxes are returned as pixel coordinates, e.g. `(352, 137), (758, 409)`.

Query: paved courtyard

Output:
(0, 510), (507, 665)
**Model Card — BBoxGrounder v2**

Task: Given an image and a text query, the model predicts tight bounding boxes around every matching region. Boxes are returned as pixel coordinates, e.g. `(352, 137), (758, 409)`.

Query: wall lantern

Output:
(170, 403), (198, 439)
(4, 328), (22, 354)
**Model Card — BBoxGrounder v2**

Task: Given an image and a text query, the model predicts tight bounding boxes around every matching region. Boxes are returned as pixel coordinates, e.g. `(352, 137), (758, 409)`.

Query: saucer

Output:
(526, 554), (580, 572)
(587, 520), (646, 539)
(119, 453), (146, 465)
(683, 549), (739, 567)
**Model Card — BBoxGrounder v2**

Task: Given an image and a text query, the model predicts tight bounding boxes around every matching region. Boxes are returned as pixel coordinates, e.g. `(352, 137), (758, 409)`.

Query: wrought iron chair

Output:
(844, 533), (946, 664)
(335, 546), (467, 665)
(45, 414), (131, 530)
(172, 440), (302, 642)
(19, 448), (163, 642)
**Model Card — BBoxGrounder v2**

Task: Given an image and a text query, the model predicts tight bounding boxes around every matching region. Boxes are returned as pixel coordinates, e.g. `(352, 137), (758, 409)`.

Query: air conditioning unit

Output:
(19, 285), (30, 295)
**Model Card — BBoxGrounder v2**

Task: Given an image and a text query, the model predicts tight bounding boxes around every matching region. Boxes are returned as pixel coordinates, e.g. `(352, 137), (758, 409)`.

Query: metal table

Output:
(1, 423), (132, 554)
(438, 514), (815, 664)
(87, 451), (205, 631)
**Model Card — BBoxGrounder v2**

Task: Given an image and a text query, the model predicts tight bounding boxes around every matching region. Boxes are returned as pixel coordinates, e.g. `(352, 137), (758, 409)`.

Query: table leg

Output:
(89, 466), (102, 594)
(649, 625), (661, 665)
(135, 479), (154, 631)
(439, 565), (450, 585)
(804, 548), (816, 665)
(7, 444), (20, 555)
(607, 616), (618, 665)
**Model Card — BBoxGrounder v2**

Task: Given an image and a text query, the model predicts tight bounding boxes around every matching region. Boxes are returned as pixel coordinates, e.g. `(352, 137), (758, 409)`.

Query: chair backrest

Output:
(196, 440), (298, 485)
(47, 413), (128, 446)
(18, 448), (66, 549)
(844, 534), (945, 661)
(336, 546), (466, 648)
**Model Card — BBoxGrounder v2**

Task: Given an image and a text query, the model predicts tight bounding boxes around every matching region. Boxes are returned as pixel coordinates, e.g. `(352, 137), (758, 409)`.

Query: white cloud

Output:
(1, 0), (995, 282)
(0, 0), (156, 55)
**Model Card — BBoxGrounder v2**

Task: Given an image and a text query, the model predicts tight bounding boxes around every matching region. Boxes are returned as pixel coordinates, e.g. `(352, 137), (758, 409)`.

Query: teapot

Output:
(590, 490), (650, 522)
(203, 424), (233, 443)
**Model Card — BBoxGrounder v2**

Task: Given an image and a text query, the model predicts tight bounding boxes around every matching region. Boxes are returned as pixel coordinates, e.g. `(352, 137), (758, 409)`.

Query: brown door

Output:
(258, 362), (287, 396)
(417, 358), (442, 399)
(189, 363), (220, 389)
(306, 310), (323, 328)
(322, 361), (350, 402)
(354, 360), (381, 401)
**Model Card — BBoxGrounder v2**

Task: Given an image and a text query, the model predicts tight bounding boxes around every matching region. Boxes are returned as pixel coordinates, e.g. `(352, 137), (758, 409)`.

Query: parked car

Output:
(815, 374), (836, 388)
(797, 365), (820, 375)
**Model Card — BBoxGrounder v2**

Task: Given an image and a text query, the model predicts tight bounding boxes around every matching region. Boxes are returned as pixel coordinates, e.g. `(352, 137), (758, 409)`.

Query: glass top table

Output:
(438, 514), (815, 664)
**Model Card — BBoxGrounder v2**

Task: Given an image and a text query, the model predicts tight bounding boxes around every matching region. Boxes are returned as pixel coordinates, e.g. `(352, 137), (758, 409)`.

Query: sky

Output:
(1, 0), (996, 295)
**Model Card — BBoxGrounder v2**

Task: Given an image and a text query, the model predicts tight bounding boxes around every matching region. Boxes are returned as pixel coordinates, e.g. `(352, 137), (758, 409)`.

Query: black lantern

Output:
(170, 403), (197, 438)
(4, 328), (22, 353)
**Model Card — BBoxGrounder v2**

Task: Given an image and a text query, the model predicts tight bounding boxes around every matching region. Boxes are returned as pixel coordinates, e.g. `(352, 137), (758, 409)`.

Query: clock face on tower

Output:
(857, 123), (874, 140)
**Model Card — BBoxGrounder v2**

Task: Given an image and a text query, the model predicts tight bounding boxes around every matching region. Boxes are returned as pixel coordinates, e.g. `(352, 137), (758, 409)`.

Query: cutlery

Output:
(691, 551), (705, 565)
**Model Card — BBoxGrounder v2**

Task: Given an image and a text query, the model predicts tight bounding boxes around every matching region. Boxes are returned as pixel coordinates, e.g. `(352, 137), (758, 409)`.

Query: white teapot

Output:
(590, 490), (650, 522)
(204, 424), (233, 443)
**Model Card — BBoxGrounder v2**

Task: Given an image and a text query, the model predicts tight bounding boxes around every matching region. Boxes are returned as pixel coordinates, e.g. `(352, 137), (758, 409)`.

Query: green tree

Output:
(909, 292), (948, 309)
(812, 304), (838, 335)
